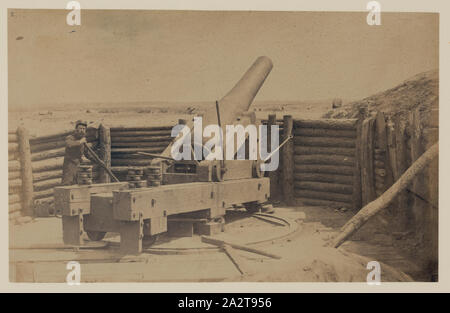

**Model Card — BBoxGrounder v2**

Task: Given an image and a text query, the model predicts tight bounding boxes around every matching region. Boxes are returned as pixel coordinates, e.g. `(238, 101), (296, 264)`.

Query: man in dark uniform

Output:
(61, 120), (94, 185)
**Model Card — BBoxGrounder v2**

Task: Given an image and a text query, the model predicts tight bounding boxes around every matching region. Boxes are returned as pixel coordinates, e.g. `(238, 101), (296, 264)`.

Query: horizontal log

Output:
(112, 154), (161, 160)
(9, 171), (21, 180)
(9, 178), (22, 190)
(29, 129), (98, 145)
(32, 157), (64, 173)
(374, 160), (385, 168)
(111, 141), (170, 148)
(9, 203), (22, 213)
(9, 134), (18, 142)
(30, 140), (65, 153)
(374, 154), (385, 162)
(9, 193), (21, 205)
(294, 136), (355, 148)
(9, 151), (19, 161)
(111, 147), (166, 154)
(294, 128), (356, 138)
(34, 196), (54, 205)
(294, 181), (353, 195)
(110, 130), (173, 138)
(9, 143), (19, 153)
(31, 147), (65, 162)
(33, 170), (64, 182)
(111, 159), (154, 167)
(294, 173), (354, 185)
(33, 189), (54, 200)
(33, 178), (61, 192)
(9, 160), (21, 172)
(9, 211), (22, 220)
(29, 130), (72, 144)
(111, 136), (172, 143)
(294, 189), (352, 203)
(375, 168), (386, 177)
(294, 154), (355, 166)
(295, 197), (351, 208)
(294, 146), (355, 157)
(294, 164), (354, 176)
(110, 126), (173, 132)
(294, 119), (358, 130)
(111, 167), (132, 174)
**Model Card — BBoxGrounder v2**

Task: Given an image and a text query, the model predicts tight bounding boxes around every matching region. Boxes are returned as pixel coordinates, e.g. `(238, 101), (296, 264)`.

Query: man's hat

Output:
(75, 120), (87, 128)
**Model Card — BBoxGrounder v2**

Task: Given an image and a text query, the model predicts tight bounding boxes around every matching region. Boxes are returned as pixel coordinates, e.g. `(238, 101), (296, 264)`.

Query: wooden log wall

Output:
(109, 126), (174, 181)
(292, 118), (359, 209)
(29, 127), (100, 216)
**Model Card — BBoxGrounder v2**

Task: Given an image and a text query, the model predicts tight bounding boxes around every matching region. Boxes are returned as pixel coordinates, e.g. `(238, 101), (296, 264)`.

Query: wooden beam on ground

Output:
(201, 236), (282, 259)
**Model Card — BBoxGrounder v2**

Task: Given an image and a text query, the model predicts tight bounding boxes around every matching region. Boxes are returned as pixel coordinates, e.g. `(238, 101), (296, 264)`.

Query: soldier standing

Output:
(61, 120), (97, 185)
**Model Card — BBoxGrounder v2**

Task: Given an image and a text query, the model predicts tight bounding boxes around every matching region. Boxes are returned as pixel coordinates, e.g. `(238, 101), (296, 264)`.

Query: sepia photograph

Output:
(6, 7), (439, 285)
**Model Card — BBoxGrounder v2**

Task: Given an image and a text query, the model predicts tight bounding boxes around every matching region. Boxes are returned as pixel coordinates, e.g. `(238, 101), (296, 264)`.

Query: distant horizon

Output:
(8, 10), (438, 111)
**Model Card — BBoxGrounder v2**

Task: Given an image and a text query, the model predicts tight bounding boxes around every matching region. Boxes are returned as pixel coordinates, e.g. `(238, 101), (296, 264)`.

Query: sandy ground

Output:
(9, 205), (416, 282)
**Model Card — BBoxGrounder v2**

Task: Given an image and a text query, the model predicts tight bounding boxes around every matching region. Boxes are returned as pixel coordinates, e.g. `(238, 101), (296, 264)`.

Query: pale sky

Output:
(8, 10), (438, 110)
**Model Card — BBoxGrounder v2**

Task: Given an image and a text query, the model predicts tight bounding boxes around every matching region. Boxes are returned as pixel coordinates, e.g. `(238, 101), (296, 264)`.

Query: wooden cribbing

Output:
(295, 197), (351, 208)
(17, 127), (34, 216)
(294, 181), (353, 194)
(281, 115), (294, 205)
(294, 189), (352, 203)
(294, 173), (353, 185)
(294, 119), (358, 130)
(294, 164), (354, 176)
(294, 136), (355, 148)
(294, 128), (356, 138)
(294, 146), (355, 157)
(294, 154), (355, 166)
(332, 142), (439, 248)
(31, 147), (65, 162)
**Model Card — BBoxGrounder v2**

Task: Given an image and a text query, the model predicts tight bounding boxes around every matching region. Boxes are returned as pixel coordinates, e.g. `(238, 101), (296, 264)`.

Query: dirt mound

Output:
(323, 69), (438, 121)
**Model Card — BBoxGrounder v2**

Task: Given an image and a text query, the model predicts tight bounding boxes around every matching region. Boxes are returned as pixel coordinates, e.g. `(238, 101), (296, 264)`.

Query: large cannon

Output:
(55, 56), (274, 254)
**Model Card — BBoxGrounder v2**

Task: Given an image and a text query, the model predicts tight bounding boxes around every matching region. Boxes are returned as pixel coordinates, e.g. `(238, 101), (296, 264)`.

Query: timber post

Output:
(281, 115), (294, 205)
(17, 126), (34, 217)
(98, 124), (111, 183)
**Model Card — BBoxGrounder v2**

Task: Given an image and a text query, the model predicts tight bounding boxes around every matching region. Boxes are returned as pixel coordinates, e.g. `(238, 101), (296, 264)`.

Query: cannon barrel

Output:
(157, 56), (273, 161)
